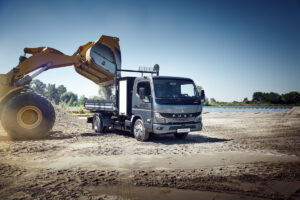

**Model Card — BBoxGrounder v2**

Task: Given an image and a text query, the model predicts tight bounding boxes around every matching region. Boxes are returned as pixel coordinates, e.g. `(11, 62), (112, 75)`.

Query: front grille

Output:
(160, 112), (201, 118)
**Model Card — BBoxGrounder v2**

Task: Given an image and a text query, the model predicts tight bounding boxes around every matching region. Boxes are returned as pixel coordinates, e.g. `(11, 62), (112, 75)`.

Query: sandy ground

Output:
(0, 107), (300, 200)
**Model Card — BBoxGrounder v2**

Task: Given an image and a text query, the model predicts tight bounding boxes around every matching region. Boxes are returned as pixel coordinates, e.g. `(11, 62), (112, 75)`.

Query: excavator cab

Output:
(0, 35), (121, 140)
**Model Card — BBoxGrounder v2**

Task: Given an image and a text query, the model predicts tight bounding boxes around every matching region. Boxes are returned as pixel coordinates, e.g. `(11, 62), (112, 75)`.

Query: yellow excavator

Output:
(0, 35), (121, 139)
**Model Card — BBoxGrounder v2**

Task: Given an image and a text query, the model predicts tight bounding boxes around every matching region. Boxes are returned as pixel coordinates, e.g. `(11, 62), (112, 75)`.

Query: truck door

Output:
(132, 80), (152, 130)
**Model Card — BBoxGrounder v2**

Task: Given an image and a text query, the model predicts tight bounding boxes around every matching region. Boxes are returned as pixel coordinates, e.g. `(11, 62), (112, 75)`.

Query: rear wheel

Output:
(93, 114), (104, 133)
(133, 119), (149, 141)
(174, 132), (188, 139)
(1, 92), (55, 140)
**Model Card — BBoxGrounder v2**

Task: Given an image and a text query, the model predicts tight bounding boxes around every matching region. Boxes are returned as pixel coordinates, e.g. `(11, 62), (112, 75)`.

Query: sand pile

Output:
(0, 104), (91, 140)
(51, 105), (91, 137)
(283, 107), (300, 116)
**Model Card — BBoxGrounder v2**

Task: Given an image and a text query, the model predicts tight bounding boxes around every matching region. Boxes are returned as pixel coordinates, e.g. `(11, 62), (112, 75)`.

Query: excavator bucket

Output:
(75, 35), (121, 86)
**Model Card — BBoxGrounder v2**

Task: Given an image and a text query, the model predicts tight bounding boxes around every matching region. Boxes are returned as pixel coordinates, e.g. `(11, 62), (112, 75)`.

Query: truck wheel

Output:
(174, 132), (188, 139)
(93, 114), (104, 133)
(133, 119), (149, 141)
(1, 92), (55, 140)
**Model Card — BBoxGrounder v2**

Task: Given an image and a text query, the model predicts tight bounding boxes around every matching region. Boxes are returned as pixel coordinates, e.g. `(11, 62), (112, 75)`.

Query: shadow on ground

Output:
(80, 133), (102, 137)
(86, 129), (232, 145)
(45, 131), (74, 140)
(150, 134), (231, 145)
(0, 130), (231, 145)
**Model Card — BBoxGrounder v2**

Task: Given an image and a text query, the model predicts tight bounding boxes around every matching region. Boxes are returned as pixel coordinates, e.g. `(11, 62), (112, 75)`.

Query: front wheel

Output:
(133, 119), (149, 141)
(1, 92), (55, 140)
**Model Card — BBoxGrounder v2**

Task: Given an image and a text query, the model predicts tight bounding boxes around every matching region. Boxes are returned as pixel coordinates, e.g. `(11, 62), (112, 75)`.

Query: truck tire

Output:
(1, 92), (55, 140)
(174, 132), (188, 139)
(93, 114), (104, 133)
(133, 119), (149, 141)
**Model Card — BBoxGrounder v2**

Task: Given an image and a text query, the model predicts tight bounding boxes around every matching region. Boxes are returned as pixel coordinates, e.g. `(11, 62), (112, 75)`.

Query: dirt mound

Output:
(51, 105), (91, 137)
(53, 105), (82, 123)
(0, 104), (91, 140)
(283, 107), (300, 116)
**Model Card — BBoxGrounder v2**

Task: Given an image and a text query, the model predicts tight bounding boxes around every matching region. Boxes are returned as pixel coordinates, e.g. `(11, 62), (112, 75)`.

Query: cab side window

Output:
(137, 82), (151, 103)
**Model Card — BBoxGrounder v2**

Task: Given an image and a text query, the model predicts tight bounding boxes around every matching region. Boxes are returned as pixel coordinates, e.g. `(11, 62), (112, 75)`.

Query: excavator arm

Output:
(0, 35), (121, 140)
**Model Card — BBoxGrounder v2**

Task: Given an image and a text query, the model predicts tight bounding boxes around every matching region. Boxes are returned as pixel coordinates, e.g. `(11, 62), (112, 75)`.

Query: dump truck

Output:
(85, 70), (205, 141)
(0, 35), (205, 141)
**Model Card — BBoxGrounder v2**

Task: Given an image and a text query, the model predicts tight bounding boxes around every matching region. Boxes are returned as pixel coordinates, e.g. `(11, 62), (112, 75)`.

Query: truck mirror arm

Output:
(201, 90), (205, 100)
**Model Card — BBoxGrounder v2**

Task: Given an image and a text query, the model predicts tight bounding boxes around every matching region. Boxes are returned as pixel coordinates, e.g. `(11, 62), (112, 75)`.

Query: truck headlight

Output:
(195, 113), (202, 122)
(154, 113), (166, 123)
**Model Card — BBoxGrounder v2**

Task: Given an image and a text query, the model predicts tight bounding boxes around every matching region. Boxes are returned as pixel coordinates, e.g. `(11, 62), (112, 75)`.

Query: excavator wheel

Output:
(1, 92), (55, 140)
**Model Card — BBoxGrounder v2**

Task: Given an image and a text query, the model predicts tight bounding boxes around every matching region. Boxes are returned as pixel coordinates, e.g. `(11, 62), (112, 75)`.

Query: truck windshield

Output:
(153, 79), (198, 98)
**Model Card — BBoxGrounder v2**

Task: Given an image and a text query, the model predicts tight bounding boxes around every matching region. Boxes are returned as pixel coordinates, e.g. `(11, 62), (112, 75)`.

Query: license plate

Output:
(177, 128), (190, 133)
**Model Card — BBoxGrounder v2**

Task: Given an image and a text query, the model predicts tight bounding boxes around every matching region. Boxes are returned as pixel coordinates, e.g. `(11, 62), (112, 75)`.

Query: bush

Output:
(282, 91), (300, 104)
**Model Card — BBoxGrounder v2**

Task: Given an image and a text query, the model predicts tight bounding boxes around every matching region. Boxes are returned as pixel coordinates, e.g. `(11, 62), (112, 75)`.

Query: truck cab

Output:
(131, 76), (203, 138)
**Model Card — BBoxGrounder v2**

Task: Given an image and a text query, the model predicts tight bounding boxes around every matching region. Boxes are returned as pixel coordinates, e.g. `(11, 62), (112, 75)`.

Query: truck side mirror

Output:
(139, 87), (146, 99)
(200, 90), (205, 100)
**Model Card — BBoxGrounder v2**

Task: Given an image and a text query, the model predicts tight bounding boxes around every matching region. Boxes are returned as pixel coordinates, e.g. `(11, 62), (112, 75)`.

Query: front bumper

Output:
(152, 122), (202, 135)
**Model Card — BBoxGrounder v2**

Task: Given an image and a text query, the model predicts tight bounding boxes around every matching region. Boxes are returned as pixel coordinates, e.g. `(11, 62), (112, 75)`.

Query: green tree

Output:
(282, 91), (300, 104)
(252, 91), (284, 104)
(45, 84), (59, 104)
(57, 85), (67, 96)
(78, 95), (86, 106)
(31, 79), (46, 96)
(57, 85), (67, 102)
(252, 92), (264, 102)
(266, 92), (282, 104)
(210, 98), (217, 104)
(61, 92), (78, 106)
(243, 97), (250, 104)
(203, 97), (209, 106)
(30, 79), (82, 106)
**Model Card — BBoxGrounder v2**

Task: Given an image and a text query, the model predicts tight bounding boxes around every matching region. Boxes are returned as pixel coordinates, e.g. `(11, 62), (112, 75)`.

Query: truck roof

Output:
(120, 76), (194, 82)
(152, 76), (193, 81)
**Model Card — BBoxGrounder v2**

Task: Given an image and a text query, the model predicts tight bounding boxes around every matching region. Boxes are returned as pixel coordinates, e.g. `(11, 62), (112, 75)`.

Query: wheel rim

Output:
(94, 116), (101, 131)
(17, 106), (42, 129)
(134, 121), (144, 139)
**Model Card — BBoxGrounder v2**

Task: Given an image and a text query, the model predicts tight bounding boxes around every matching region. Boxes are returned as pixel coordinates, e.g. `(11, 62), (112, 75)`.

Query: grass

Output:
(209, 102), (299, 106)
(57, 102), (91, 115)
(66, 106), (91, 114)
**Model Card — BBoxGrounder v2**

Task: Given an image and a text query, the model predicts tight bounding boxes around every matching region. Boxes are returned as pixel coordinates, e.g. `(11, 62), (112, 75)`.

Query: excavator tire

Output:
(1, 92), (55, 140)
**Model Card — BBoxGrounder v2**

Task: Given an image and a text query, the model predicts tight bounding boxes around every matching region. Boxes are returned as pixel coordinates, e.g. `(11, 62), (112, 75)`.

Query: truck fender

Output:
(131, 114), (143, 132)
(131, 114), (143, 124)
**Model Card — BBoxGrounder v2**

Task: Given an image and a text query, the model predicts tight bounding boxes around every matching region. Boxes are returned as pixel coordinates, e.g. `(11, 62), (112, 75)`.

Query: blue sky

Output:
(0, 0), (299, 101)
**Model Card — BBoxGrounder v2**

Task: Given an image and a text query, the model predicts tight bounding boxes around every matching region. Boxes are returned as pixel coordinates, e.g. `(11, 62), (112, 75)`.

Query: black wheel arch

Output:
(131, 115), (143, 134)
